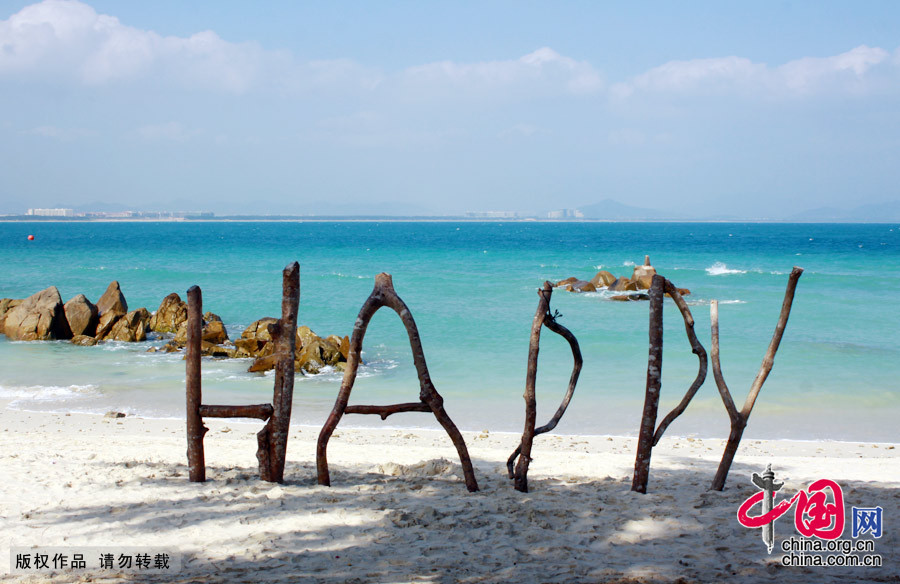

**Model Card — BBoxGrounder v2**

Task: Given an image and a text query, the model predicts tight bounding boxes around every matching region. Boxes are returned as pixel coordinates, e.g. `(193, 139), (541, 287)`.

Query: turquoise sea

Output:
(1, 221), (898, 442)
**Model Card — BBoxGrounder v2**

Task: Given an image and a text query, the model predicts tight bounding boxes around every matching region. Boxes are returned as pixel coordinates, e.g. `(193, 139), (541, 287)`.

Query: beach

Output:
(2, 403), (896, 583)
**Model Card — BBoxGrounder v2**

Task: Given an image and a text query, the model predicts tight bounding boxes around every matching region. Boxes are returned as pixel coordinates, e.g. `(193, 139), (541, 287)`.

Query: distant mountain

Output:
(575, 199), (684, 221)
(787, 200), (900, 222)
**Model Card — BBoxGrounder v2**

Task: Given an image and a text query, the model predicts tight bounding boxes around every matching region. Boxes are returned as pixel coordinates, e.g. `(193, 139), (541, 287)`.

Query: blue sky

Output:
(1, 0), (898, 216)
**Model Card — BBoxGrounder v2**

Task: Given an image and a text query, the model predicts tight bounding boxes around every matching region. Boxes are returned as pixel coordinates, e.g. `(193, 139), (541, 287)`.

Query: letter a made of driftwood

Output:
(316, 273), (479, 492)
(709, 267), (803, 491)
(507, 282), (583, 493)
(631, 275), (708, 494)
(186, 262), (299, 483)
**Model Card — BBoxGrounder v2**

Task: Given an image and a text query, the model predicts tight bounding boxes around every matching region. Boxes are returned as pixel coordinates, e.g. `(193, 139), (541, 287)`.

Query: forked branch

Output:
(710, 267), (803, 491)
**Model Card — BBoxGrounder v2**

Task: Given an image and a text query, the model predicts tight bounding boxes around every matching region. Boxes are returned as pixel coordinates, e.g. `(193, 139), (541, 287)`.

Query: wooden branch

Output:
(317, 272), (478, 492)
(345, 402), (431, 419)
(710, 299), (740, 424)
(511, 282), (551, 492)
(652, 280), (708, 446)
(259, 261), (299, 483)
(710, 267), (803, 491)
(185, 285), (207, 483)
(631, 275), (664, 494)
(507, 282), (583, 488)
(199, 404), (274, 420)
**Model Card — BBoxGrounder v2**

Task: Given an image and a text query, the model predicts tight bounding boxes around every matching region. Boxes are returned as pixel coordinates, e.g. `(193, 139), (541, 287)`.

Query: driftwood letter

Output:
(316, 273), (478, 492)
(507, 282), (583, 493)
(709, 267), (803, 491)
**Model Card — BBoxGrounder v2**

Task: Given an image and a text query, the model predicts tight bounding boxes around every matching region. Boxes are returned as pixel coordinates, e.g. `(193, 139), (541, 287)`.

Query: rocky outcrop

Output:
(630, 255), (657, 290)
(71, 335), (99, 346)
(101, 308), (151, 342)
(610, 293), (651, 302)
(248, 323), (349, 374)
(564, 280), (597, 293)
(608, 277), (638, 292)
(3, 287), (72, 340)
(96, 281), (128, 318)
(64, 294), (99, 337)
(555, 277), (578, 287)
(0, 298), (23, 331)
(148, 293), (188, 333)
(590, 270), (616, 287)
(233, 318), (279, 358)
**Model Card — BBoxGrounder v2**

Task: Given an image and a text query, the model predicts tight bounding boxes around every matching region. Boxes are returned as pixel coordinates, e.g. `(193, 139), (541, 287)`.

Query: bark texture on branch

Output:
(199, 404), (274, 420)
(652, 281), (708, 446)
(631, 275), (664, 494)
(710, 267), (803, 491)
(185, 285), (208, 482)
(316, 273), (478, 492)
(258, 261), (299, 483)
(507, 282), (583, 492)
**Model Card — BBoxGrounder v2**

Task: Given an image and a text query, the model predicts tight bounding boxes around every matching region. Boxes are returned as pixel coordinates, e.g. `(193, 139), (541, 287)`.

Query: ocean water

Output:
(1, 221), (898, 442)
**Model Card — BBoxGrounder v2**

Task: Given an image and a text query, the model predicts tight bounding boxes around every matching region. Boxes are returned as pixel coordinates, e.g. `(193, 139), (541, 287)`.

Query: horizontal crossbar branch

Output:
(344, 402), (431, 420)
(199, 404), (274, 420)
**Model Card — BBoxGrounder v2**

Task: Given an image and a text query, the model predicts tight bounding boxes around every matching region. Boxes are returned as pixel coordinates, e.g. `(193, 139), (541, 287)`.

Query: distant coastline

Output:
(1, 215), (897, 224)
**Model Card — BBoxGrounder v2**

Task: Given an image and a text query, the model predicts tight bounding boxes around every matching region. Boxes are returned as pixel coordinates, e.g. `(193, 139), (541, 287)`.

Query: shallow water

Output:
(1, 221), (898, 441)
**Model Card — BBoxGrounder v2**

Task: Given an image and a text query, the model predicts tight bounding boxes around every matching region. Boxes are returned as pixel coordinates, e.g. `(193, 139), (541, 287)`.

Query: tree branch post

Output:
(258, 261), (299, 483)
(710, 267), (803, 491)
(185, 285), (207, 482)
(632, 275), (664, 493)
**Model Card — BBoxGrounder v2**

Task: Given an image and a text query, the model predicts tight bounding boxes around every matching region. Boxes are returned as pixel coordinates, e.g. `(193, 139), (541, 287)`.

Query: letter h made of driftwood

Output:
(186, 261), (299, 483)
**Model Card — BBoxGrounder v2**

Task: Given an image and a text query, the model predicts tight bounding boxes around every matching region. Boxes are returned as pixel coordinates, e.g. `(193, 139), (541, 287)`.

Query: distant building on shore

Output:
(26, 208), (75, 217)
(547, 209), (584, 219)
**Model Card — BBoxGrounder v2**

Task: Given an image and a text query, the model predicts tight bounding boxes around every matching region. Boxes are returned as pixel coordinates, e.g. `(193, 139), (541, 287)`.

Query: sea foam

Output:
(706, 262), (746, 276)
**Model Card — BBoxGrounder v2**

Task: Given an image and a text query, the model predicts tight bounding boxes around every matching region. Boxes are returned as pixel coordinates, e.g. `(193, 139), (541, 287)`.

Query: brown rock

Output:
(608, 277), (637, 292)
(610, 293), (651, 302)
(95, 311), (120, 339)
(201, 341), (236, 358)
(564, 280), (597, 293)
(666, 288), (692, 298)
(148, 293), (188, 333)
(102, 308), (151, 342)
(242, 318), (279, 343)
(64, 294), (99, 337)
(554, 277), (579, 287)
(248, 353), (278, 373)
(631, 255), (658, 290)
(0, 298), (23, 332)
(589, 270), (617, 287)
(3, 286), (72, 340)
(202, 320), (229, 344)
(96, 281), (128, 317)
(71, 334), (99, 346)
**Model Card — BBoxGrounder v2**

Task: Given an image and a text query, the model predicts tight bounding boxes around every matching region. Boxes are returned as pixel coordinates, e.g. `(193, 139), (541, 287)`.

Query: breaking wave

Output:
(706, 262), (746, 276)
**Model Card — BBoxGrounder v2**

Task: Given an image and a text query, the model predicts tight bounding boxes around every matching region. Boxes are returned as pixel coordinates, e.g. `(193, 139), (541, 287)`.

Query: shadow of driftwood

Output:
(13, 454), (898, 584)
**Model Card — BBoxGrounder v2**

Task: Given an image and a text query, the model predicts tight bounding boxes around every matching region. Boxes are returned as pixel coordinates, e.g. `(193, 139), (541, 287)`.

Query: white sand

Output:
(1, 403), (896, 583)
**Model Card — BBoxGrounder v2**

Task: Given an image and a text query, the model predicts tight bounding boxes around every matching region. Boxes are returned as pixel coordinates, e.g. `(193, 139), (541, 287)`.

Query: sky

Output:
(1, 0), (899, 217)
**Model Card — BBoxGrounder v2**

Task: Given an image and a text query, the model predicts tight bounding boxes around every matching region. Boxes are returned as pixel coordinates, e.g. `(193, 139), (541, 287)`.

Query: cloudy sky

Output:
(1, 0), (898, 216)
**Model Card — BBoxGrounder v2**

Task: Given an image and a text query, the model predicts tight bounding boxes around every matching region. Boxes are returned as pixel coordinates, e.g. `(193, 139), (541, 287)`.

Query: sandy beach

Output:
(1, 402), (896, 583)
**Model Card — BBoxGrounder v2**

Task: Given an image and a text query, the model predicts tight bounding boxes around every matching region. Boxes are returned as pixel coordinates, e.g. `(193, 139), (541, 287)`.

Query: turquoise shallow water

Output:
(1, 221), (898, 442)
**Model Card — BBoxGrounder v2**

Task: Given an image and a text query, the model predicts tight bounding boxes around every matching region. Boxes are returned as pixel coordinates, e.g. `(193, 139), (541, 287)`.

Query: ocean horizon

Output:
(1, 221), (898, 443)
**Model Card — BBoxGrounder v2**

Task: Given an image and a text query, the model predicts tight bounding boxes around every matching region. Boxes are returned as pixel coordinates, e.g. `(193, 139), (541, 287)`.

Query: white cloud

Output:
(612, 45), (897, 100)
(397, 47), (603, 100)
(0, 0), (275, 92)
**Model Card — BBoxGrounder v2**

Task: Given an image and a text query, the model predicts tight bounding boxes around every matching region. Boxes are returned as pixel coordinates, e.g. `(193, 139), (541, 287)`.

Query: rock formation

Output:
(148, 293), (188, 333)
(3, 287), (72, 340)
(64, 294), (99, 337)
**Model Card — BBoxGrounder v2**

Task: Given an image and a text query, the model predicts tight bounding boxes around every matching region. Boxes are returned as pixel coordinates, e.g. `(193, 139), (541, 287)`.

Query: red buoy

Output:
(27, 234), (35, 241)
